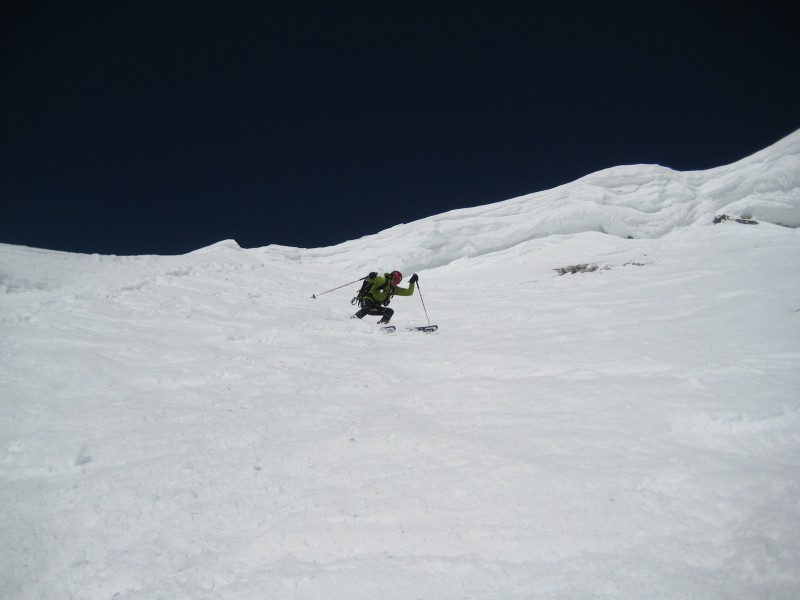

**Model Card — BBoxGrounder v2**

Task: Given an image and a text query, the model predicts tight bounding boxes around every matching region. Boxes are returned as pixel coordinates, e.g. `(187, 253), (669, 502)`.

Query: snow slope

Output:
(1, 130), (799, 599)
(286, 126), (800, 275)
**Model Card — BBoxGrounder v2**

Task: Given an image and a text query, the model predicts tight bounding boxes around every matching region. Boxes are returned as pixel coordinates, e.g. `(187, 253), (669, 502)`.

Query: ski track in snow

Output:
(1, 130), (799, 599)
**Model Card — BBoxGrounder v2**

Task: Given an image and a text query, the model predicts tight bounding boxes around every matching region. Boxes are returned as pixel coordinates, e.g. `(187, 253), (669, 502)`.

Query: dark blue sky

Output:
(2, 1), (797, 255)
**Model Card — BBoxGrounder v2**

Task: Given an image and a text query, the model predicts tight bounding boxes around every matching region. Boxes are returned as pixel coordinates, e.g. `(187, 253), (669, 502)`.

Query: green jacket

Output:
(362, 273), (415, 305)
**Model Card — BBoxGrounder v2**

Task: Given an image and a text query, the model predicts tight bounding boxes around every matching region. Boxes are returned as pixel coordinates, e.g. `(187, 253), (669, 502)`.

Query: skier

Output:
(352, 270), (418, 324)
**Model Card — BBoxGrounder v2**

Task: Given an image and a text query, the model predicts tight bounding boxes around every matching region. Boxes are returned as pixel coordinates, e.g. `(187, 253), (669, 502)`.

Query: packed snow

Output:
(1, 129), (799, 599)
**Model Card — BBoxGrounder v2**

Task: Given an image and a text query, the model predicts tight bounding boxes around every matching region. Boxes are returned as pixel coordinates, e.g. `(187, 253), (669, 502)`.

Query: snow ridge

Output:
(295, 128), (800, 274)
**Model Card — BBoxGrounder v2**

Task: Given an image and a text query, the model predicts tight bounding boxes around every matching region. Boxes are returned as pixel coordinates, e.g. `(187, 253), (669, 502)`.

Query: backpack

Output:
(357, 274), (394, 305)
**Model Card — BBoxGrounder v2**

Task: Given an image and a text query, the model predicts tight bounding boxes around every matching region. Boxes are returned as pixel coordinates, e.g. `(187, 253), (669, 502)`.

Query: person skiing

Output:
(352, 270), (418, 324)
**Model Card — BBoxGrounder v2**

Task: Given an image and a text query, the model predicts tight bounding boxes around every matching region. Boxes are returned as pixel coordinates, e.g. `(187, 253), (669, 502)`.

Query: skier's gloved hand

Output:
(368, 272), (378, 279)
(409, 273), (419, 284)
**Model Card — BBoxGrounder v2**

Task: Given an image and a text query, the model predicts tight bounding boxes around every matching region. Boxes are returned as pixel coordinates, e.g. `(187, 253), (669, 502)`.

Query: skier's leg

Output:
(353, 297), (375, 319)
(377, 307), (394, 324)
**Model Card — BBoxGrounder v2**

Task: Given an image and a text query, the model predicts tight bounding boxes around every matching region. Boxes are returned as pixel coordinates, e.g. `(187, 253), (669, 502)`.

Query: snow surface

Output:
(1, 129), (799, 599)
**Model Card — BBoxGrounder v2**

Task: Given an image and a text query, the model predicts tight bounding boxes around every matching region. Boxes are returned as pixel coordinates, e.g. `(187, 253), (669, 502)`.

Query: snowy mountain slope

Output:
(286, 128), (800, 276)
(1, 130), (799, 599)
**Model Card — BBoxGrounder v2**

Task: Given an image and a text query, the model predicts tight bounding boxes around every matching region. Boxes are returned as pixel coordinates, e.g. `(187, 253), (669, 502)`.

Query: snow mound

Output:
(189, 239), (242, 254)
(294, 128), (800, 274)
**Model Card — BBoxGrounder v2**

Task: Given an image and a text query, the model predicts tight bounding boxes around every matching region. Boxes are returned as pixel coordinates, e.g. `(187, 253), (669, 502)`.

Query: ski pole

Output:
(311, 277), (365, 299)
(416, 280), (432, 325)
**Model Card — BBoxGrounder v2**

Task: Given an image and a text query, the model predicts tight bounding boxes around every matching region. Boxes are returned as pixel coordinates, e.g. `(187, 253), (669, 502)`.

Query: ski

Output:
(380, 325), (437, 333)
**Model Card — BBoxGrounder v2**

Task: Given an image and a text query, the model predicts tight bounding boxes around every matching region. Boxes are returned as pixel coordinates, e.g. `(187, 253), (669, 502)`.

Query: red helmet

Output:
(389, 270), (403, 286)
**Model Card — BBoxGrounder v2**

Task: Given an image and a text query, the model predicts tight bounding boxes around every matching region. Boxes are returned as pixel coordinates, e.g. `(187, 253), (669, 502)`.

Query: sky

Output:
(1, 1), (797, 256)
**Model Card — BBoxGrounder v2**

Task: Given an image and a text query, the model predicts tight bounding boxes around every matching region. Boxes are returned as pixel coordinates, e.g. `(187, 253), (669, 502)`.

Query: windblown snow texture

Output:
(1, 130), (799, 599)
